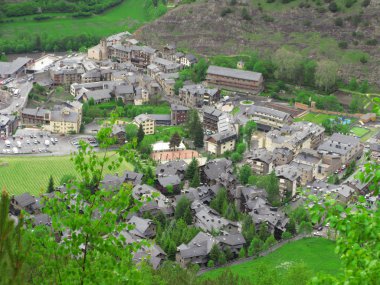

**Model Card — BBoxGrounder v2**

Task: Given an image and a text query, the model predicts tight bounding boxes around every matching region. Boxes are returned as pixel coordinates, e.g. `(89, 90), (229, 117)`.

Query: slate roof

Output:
(128, 216), (154, 238)
(157, 175), (181, 187)
(171, 104), (189, 111)
(207, 65), (262, 81)
(0, 57), (31, 76)
(156, 160), (187, 177)
(14, 193), (36, 207)
(247, 105), (290, 120)
(318, 133), (361, 156)
(216, 233), (246, 246)
(203, 158), (233, 181)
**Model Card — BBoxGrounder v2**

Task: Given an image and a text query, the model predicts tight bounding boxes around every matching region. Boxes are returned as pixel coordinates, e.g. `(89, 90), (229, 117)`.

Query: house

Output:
(244, 105), (292, 131)
(101, 171), (143, 191)
(265, 122), (325, 153)
(191, 201), (240, 234)
(249, 206), (288, 238)
(176, 232), (217, 268)
(21, 108), (51, 126)
(206, 65), (263, 94)
(216, 233), (246, 256)
(48, 106), (81, 134)
(317, 133), (363, 175)
(133, 114), (155, 135)
(290, 149), (323, 183)
(205, 129), (237, 156)
(149, 114), (172, 126)
(171, 104), (189, 125)
(113, 85), (135, 104)
(273, 147), (294, 166)
(202, 158), (234, 186)
(0, 115), (18, 138)
(156, 160), (188, 179)
(246, 149), (275, 175)
(275, 165), (301, 199)
(130, 46), (156, 68)
(179, 84), (220, 108)
(10, 193), (40, 215)
(128, 216), (156, 239)
(202, 106), (230, 132)
(82, 89), (112, 104)
(112, 125), (126, 144)
(133, 244), (166, 270)
(156, 175), (182, 194)
(152, 57), (181, 73)
(180, 54), (197, 67)
(0, 57), (32, 79)
(308, 180), (356, 204)
(175, 185), (220, 205)
(32, 213), (51, 227)
(132, 184), (174, 216)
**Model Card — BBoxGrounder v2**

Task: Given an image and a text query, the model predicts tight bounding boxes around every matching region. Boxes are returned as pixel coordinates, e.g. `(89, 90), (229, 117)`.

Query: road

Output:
(0, 78), (33, 115)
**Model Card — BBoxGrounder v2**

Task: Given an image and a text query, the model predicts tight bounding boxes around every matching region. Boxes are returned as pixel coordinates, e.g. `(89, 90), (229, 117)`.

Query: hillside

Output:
(201, 238), (341, 282)
(134, 0), (380, 86)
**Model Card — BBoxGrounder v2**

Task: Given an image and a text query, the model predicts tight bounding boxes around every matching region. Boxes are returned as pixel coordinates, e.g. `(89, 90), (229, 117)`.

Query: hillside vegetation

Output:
(135, 0), (380, 86)
(0, 0), (167, 53)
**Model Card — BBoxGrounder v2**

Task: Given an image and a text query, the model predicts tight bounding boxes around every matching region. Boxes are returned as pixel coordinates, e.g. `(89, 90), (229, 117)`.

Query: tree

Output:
(175, 197), (193, 225)
(0, 190), (27, 285)
(47, 175), (54, 193)
(125, 124), (138, 141)
(248, 237), (263, 257)
(210, 188), (228, 215)
(242, 214), (256, 245)
(244, 121), (257, 150)
(185, 158), (199, 180)
(194, 124), (204, 148)
(190, 170), (200, 188)
(263, 235), (276, 250)
(349, 95), (365, 113)
(239, 164), (252, 185)
(315, 60), (339, 92)
(230, 152), (242, 163)
(273, 47), (303, 83)
(209, 244), (221, 264)
(238, 247), (246, 259)
(298, 221), (313, 234)
(137, 124), (145, 145)
(169, 132), (181, 151)
(236, 143), (246, 154)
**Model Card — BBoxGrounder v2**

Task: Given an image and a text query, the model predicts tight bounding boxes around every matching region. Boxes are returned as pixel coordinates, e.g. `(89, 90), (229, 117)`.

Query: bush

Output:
(360, 55), (368, 64)
(362, 0), (370, 6)
(267, 0), (276, 3)
(345, 0), (357, 8)
(338, 41), (348, 49)
(241, 8), (252, 21)
(34, 16), (52, 21)
(334, 17), (344, 26)
(282, 231), (293, 240)
(328, 1), (339, 12)
(72, 12), (93, 18)
(365, 39), (378, 46)
(262, 14), (274, 22)
(221, 8), (233, 17)
(207, 260), (215, 268)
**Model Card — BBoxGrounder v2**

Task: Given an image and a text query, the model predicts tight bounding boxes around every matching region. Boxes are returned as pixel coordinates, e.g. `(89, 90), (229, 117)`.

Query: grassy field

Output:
(350, 126), (370, 138)
(0, 0), (160, 42)
(294, 113), (338, 125)
(0, 153), (133, 196)
(202, 238), (341, 281)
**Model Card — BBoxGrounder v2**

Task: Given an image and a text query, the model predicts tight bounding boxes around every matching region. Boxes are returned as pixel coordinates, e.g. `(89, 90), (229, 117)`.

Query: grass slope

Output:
(202, 238), (341, 281)
(294, 113), (338, 125)
(0, 0), (156, 42)
(0, 153), (133, 196)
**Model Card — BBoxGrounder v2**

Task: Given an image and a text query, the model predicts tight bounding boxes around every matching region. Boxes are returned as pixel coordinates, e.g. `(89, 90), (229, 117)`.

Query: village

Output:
(1, 31), (379, 271)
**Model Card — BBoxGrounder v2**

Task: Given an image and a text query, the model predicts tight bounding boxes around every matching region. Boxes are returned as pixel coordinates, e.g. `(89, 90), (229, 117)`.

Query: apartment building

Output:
(205, 129), (237, 156)
(179, 84), (220, 108)
(171, 104), (189, 125)
(246, 148), (275, 175)
(245, 105), (292, 131)
(206, 65), (263, 93)
(133, 114), (155, 135)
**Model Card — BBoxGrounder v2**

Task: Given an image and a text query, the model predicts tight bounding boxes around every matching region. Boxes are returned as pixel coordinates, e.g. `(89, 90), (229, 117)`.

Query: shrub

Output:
(72, 12), (93, 18)
(267, 0), (276, 3)
(262, 14), (274, 22)
(338, 41), (348, 49)
(334, 17), (344, 26)
(221, 8), (233, 17)
(241, 8), (252, 20)
(362, 0), (370, 6)
(345, 0), (357, 8)
(328, 1), (339, 12)
(34, 16), (52, 21)
(365, 39), (378, 46)
(360, 55), (368, 63)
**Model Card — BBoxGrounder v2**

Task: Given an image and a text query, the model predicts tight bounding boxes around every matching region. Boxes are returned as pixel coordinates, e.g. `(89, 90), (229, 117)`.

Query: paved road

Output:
(0, 78), (33, 115)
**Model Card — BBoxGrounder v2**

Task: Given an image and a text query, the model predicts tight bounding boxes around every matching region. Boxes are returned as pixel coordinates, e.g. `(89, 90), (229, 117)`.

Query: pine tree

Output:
(185, 158), (198, 180)
(190, 169), (200, 188)
(239, 247), (246, 259)
(194, 122), (204, 148)
(47, 175), (54, 193)
(137, 124), (145, 145)
(209, 244), (221, 263)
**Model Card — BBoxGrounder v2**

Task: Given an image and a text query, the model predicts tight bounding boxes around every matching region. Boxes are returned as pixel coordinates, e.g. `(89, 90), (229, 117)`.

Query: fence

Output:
(197, 234), (312, 276)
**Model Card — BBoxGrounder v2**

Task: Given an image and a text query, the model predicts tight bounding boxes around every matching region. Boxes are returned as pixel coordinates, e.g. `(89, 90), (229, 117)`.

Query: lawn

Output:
(0, 0), (163, 44)
(350, 126), (369, 138)
(0, 153), (133, 196)
(142, 126), (187, 145)
(294, 113), (337, 125)
(201, 238), (341, 282)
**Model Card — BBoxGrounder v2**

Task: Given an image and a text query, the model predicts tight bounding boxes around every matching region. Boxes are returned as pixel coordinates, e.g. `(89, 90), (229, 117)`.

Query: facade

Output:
(205, 130), (237, 156)
(48, 107), (81, 134)
(21, 108), (51, 126)
(133, 114), (155, 135)
(180, 54), (197, 67)
(245, 105), (292, 131)
(179, 84), (220, 108)
(317, 133), (363, 174)
(246, 149), (274, 175)
(206, 65), (263, 93)
(275, 165), (301, 199)
(171, 104), (189, 125)
(0, 115), (18, 138)
(202, 106), (229, 132)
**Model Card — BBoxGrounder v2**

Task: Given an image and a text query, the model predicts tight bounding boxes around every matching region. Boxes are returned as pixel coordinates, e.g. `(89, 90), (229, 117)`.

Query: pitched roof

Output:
(207, 65), (262, 81)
